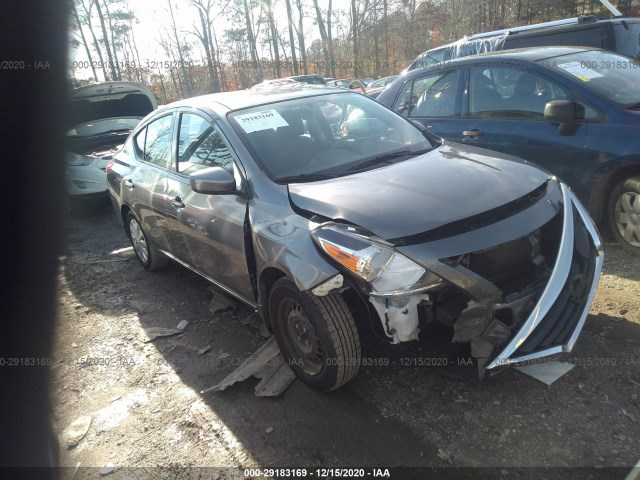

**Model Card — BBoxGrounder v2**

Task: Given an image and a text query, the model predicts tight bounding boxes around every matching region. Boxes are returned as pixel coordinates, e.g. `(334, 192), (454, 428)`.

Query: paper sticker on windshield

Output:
(557, 62), (603, 82)
(235, 109), (289, 133)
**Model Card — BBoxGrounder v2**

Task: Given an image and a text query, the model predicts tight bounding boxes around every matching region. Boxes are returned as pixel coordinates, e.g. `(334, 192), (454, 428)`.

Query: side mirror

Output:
(189, 167), (236, 194)
(544, 100), (584, 136)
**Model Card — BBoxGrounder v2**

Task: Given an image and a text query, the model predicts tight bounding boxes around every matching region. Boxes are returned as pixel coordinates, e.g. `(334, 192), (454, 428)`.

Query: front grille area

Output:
(485, 184), (603, 369)
(514, 209), (597, 355)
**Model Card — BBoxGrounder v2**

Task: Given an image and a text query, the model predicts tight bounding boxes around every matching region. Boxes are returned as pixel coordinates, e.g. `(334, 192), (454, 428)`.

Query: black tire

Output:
(608, 176), (640, 255)
(127, 212), (168, 270)
(269, 277), (361, 391)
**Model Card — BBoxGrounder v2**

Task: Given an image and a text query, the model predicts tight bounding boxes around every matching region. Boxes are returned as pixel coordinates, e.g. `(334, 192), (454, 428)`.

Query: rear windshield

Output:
(228, 93), (433, 183)
(540, 50), (640, 107)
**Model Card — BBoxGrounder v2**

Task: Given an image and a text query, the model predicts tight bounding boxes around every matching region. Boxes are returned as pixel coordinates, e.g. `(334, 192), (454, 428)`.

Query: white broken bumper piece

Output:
(311, 273), (344, 296)
(201, 336), (296, 397)
(369, 294), (430, 343)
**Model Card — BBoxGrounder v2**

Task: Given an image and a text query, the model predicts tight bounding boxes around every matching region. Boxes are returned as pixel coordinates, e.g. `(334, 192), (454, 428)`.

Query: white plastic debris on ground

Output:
(515, 361), (574, 385)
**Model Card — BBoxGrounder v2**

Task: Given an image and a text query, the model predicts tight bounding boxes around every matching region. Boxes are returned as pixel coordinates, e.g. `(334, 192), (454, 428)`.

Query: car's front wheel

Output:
(609, 176), (640, 255)
(127, 212), (168, 270)
(269, 277), (361, 391)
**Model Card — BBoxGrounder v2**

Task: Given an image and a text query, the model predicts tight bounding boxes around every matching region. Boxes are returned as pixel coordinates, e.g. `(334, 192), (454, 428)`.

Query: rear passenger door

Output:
(164, 110), (254, 303)
(456, 64), (588, 184)
(391, 68), (463, 140)
(126, 112), (174, 251)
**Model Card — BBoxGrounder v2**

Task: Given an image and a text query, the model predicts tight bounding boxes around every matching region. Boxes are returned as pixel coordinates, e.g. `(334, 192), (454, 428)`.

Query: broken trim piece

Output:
(369, 294), (430, 343)
(201, 336), (296, 396)
(487, 186), (604, 369)
(311, 273), (344, 296)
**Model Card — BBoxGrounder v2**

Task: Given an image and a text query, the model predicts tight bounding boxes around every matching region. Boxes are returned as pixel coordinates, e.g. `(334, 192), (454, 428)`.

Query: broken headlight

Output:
(312, 223), (442, 297)
(66, 153), (94, 166)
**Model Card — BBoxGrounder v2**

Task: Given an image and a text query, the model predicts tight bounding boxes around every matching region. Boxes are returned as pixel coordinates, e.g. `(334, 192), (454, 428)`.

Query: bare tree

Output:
(312, 0), (331, 76)
(167, 0), (191, 97)
(295, 0), (308, 74)
(72, 1), (98, 80)
(266, 0), (281, 77)
(284, 0), (299, 75)
(189, 0), (221, 93)
(93, 0), (118, 80)
(351, 0), (358, 77)
(102, 0), (122, 80)
(78, 0), (109, 80)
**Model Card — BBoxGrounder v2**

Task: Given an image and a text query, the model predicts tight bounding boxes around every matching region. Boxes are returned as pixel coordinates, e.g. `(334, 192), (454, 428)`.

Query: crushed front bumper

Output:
(384, 181), (603, 376)
(486, 184), (603, 369)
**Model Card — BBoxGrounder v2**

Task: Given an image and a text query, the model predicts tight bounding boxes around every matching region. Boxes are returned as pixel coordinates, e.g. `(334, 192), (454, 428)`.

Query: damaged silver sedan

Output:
(107, 84), (603, 391)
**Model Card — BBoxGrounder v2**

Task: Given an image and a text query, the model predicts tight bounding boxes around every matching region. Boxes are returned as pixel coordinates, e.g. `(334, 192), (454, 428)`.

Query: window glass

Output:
(229, 92), (433, 182)
(469, 67), (568, 118)
(541, 50), (640, 107)
(143, 115), (172, 168)
(409, 48), (446, 70)
(177, 113), (235, 175)
(395, 70), (459, 117)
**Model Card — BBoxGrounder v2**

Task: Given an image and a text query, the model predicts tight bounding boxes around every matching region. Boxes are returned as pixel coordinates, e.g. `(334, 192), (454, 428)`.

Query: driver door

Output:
(165, 110), (254, 303)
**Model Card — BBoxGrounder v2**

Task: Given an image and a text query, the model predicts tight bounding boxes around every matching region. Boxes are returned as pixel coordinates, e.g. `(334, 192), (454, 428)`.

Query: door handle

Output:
(124, 178), (135, 189)
(171, 196), (185, 209)
(462, 129), (484, 138)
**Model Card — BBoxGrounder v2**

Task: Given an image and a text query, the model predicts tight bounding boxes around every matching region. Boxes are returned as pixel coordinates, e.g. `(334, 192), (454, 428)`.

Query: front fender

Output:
(250, 205), (338, 293)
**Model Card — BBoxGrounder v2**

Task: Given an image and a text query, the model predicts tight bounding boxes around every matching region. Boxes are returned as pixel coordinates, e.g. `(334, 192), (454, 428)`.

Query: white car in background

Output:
(65, 81), (157, 205)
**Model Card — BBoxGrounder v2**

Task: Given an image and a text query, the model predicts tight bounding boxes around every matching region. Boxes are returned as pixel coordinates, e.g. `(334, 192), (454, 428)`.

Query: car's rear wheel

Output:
(127, 212), (168, 270)
(609, 176), (640, 255)
(269, 278), (361, 391)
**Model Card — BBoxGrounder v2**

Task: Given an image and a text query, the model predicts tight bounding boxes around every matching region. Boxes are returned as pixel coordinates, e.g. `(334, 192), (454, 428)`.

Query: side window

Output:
(141, 115), (173, 168)
(469, 67), (568, 118)
(395, 71), (459, 117)
(177, 113), (235, 175)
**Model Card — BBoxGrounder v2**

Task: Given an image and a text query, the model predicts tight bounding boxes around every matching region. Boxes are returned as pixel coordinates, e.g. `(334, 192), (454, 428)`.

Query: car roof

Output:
(169, 84), (346, 112)
(404, 46), (599, 75)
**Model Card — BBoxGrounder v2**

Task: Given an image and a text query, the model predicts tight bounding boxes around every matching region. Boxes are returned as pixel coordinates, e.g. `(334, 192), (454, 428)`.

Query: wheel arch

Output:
(258, 267), (287, 332)
(121, 204), (132, 235)
(588, 158), (640, 225)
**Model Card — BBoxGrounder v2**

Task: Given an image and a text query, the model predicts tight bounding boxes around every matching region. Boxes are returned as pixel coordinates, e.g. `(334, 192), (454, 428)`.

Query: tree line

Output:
(70, 0), (638, 102)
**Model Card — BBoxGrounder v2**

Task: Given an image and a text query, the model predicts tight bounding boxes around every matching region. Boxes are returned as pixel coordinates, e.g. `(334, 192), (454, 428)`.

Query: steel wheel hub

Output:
(615, 191), (640, 247)
(129, 219), (149, 264)
(282, 300), (324, 375)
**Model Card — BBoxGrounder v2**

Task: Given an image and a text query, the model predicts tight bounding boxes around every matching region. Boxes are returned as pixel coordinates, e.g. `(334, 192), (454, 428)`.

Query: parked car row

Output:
(107, 82), (603, 391)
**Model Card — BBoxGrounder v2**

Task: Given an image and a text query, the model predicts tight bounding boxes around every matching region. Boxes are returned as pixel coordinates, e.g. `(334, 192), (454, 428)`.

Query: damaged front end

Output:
(311, 178), (603, 380)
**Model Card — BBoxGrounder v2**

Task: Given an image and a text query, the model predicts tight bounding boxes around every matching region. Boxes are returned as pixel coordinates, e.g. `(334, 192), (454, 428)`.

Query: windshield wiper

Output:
(344, 148), (430, 174)
(626, 102), (640, 110)
(276, 172), (342, 183)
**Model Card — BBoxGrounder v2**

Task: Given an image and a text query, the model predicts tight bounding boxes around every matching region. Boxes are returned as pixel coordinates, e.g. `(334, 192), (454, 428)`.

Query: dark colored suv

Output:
(377, 47), (640, 253)
(407, 16), (640, 71)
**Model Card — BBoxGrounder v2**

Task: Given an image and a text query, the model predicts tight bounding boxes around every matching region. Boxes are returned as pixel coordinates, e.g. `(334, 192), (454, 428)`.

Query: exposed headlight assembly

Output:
(66, 153), (94, 166)
(312, 223), (442, 297)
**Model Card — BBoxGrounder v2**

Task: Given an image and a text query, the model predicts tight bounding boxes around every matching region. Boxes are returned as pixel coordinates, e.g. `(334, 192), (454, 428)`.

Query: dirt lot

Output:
(52, 204), (640, 478)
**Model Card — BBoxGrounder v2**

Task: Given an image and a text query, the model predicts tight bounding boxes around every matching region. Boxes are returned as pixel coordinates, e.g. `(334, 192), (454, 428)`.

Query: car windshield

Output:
(540, 51), (640, 108)
(228, 92), (433, 182)
(66, 117), (142, 137)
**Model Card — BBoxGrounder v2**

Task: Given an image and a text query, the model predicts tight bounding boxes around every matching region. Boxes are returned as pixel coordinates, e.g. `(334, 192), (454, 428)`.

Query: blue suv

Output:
(378, 47), (640, 254)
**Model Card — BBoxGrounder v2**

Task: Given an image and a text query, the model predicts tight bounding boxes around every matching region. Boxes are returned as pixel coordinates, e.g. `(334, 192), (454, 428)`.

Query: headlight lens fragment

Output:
(312, 223), (442, 296)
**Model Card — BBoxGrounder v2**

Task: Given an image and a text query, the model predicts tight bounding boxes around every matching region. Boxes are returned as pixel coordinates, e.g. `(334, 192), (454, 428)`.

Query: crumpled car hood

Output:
(288, 142), (550, 241)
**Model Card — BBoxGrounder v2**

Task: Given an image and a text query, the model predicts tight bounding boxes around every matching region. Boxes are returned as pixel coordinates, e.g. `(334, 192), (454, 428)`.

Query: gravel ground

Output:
(51, 205), (640, 479)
